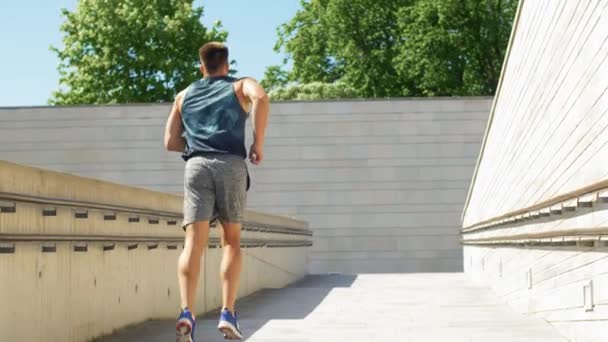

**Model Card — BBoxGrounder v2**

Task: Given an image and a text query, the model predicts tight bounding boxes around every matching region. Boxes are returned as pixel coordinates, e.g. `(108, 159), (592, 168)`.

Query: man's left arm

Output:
(164, 90), (187, 152)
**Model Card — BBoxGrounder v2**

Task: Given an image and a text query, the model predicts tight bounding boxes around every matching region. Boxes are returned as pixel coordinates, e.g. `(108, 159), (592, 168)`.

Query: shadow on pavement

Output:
(96, 274), (357, 342)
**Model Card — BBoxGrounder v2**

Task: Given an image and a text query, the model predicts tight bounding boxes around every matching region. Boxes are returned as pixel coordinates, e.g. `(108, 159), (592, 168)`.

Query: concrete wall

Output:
(0, 161), (311, 342)
(464, 244), (608, 342)
(0, 97), (491, 274)
(462, 0), (608, 341)
(249, 99), (491, 273)
(462, 0), (608, 228)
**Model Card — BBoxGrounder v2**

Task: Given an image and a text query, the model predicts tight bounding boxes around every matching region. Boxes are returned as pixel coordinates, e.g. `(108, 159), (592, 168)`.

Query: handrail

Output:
(0, 191), (181, 218)
(462, 227), (608, 243)
(0, 233), (313, 249)
(245, 223), (313, 236)
(0, 191), (313, 236)
(461, 181), (608, 232)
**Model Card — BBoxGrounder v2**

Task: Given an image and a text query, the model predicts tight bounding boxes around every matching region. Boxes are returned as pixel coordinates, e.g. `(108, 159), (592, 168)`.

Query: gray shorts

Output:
(182, 153), (248, 228)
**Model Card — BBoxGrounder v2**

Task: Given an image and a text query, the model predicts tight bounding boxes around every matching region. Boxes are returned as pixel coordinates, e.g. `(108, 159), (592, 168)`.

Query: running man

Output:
(164, 42), (269, 341)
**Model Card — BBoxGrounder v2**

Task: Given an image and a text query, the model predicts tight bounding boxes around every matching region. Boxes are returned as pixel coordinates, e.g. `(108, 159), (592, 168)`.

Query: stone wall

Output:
(462, 1), (608, 341)
(0, 161), (311, 342)
(0, 97), (491, 273)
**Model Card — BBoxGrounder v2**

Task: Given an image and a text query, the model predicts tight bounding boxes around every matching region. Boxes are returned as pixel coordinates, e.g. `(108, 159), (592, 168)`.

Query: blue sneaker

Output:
(176, 308), (195, 342)
(218, 308), (243, 340)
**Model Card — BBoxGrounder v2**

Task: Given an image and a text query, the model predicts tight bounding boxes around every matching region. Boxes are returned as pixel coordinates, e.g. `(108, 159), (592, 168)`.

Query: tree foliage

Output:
(396, 0), (517, 96)
(268, 82), (358, 101)
(51, 0), (227, 105)
(264, 0), (518, 100)
(260, 65), (289, 91)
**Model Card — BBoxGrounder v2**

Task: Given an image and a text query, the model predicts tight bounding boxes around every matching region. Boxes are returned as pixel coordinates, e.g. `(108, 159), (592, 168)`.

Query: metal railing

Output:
(461, 184), (608, 247)
(0, 192), (313, 253)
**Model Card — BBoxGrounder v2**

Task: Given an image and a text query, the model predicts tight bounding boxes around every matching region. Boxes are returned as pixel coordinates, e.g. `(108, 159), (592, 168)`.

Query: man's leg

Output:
(215, 155), (246, 339)
(219, 221), (242, 313)
(178, 220), (210, 314)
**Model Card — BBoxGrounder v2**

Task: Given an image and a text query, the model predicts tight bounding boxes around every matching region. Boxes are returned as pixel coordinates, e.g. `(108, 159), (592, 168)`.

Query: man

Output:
(164, 42), (269, 341)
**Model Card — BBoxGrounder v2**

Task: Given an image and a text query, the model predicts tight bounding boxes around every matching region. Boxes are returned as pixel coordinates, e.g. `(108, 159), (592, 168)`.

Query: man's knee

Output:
(184, 221), (210, 252)
(182, 243), (205, 259)
(220, 221), (241, 247)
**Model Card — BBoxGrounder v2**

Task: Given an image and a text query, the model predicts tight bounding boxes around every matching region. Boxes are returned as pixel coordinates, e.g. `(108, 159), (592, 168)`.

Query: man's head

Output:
(199, 42), (229, 77)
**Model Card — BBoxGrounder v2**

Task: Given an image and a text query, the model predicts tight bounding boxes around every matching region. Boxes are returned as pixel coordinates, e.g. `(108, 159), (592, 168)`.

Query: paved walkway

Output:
(100, 274), (567, 342)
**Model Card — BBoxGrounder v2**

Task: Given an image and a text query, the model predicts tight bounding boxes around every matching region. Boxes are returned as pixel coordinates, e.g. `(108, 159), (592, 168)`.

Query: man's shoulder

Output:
(176, 87), (190, 102)
(235, 76), (257, 82)
(175, 85), (194, 112)
(232, 77), (259, 92)
(177, 87), (189, 98)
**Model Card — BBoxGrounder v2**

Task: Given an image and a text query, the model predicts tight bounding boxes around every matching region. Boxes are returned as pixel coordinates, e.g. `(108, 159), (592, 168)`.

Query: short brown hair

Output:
(199, 42), (228, 73)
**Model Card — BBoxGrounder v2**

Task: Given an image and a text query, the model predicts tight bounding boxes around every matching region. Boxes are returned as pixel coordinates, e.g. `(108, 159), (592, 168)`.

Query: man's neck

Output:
(204, 72), (229, 78)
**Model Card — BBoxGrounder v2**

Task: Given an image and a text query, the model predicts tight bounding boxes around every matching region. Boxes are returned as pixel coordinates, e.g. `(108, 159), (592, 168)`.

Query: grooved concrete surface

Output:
(98, 274), (567, 342)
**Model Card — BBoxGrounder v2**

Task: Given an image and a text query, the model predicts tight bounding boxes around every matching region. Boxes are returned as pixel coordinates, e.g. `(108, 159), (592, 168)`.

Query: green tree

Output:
(269, 82), (358, 101)
(272, 0), (343, 85)
(395, 0), (517, 96)
(264, 0), (517, 100)
(51, 0), (227, 105)
(266, 0), (407, 98)
(260, 65), (289, 90)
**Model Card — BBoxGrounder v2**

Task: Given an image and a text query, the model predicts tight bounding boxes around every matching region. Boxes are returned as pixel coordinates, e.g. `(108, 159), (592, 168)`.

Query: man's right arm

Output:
(164, 90), (187, 152)
(242, 78), (269, 165)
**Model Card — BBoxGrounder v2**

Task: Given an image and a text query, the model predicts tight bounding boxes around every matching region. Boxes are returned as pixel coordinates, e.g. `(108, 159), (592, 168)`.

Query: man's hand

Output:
(249, 142), (264, 165)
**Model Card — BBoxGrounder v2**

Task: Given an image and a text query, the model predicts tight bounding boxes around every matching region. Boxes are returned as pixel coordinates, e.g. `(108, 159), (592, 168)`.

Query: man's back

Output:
(181, 76), (248, 161)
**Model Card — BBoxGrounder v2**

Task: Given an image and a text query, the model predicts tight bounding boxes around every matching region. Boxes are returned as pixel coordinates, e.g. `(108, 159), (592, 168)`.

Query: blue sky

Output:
(0, 0), (300, 106)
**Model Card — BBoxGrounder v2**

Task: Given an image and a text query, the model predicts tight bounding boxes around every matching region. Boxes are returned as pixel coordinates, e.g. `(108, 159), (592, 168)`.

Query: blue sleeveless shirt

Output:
(181, 76), (248, 161)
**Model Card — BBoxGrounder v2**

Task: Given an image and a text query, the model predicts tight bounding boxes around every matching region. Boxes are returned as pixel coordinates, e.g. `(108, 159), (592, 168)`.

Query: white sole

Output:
(176, 318), (193, 342)
(218, 321), (243, 340)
